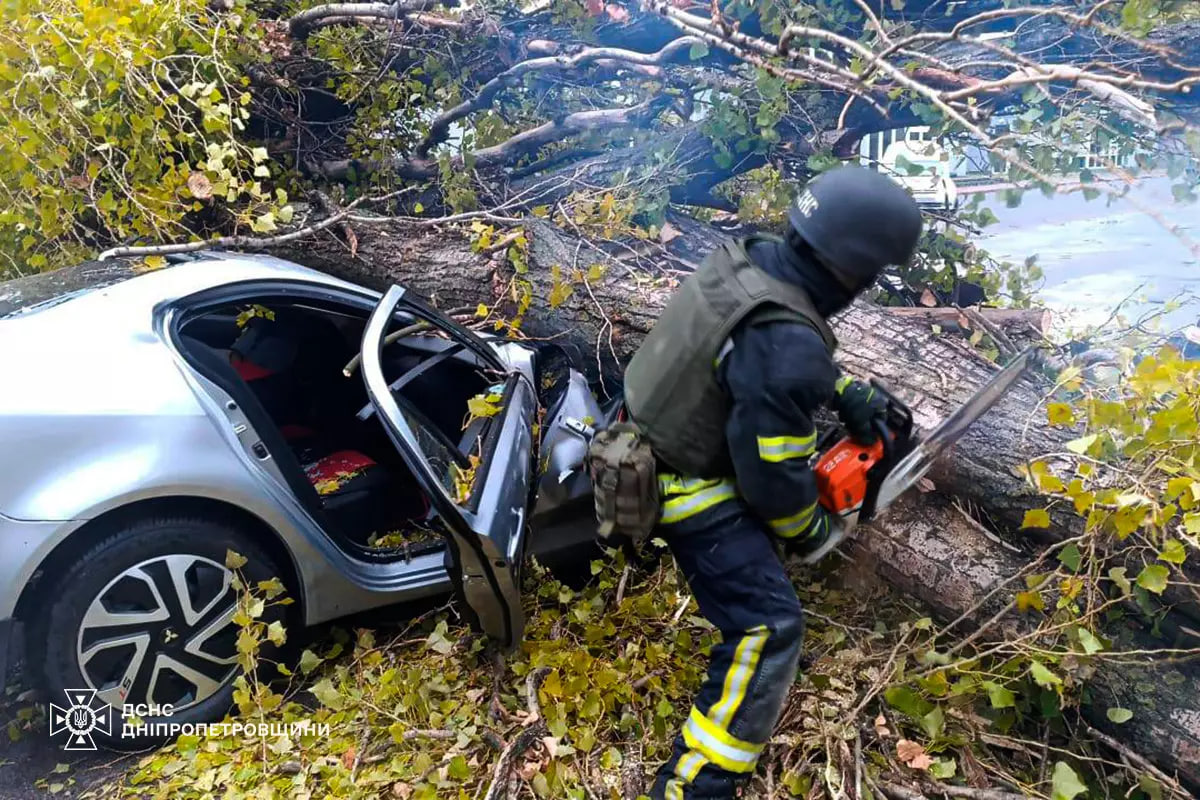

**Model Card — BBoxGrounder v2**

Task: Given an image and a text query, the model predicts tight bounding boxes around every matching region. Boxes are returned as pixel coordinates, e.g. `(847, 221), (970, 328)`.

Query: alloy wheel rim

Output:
(75, 554), (240, 714)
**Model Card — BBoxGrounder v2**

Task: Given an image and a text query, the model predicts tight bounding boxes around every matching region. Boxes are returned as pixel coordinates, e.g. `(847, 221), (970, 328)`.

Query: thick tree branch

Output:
(288, 0), (443, 40)
(318, 98), (674, 182)
(417, 36), (703, 157)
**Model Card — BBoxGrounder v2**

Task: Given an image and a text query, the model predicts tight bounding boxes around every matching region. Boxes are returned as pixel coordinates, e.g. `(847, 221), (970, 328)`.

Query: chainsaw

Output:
(803, 346), (1035, 563)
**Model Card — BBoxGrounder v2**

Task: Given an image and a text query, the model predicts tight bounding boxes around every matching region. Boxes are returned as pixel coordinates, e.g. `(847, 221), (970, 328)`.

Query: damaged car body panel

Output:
(0, 252), (602, 727)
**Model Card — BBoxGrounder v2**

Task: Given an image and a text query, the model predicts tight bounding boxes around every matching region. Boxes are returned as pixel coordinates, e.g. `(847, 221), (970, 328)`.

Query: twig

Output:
(854, 732), (864, 800)
(1085, 726), (1189, 799)
(918, 781), (1028, 800)
(879, 781), (929, 800)
(482, 668), (550, 800)
(348, 726), (369, 784)
(959, 306), (1018, 358)
(400, 728), (457, 741)
(615, 563), (632, 606)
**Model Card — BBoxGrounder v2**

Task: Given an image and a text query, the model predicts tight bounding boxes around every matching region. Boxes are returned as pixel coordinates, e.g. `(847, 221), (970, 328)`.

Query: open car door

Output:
(361, 286), (532, 647)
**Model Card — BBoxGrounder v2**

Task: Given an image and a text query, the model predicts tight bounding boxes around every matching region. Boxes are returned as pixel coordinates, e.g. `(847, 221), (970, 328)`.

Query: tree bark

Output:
(273, 215), (1200, 789)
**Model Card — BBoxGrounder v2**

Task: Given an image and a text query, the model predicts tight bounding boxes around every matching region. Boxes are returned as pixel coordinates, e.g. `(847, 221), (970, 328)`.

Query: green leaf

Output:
(1109, 566), (1131, 595)
(1106, 707), (1133, 724)
(1029, 660), (1062, 689)
(310, 678), (345, 710)
(1136, 564), (1169, 595)
(783, 771), (813, 796)
(299, 649), (322, 675)
(688, 41), (709, 60)
(1065, 434), (1097, 454)
(920, 706), (945, 740)
(1159, 538), (1187, 564)
(884, 686), (934, 718)
(267, 620), (287, 646)
(929, 758), (956, 779)
(414, 202), (424, 214)
(1051, 761), (1087, 800)
(1022, 509), (1051, 529)
(426, 620), (455, 654)
(251, 211), (277, 233)
(982, 681), (1016, 709)
(1058, 543), (1082, 572)
(1140, 774), (1165, 800)
(1076, 627), (1103, 655)
(447, 755), (470, 779)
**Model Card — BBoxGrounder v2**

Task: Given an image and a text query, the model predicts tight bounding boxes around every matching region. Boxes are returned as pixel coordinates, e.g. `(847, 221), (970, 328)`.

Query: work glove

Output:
(782, 506), (851, 565)
(833, 376), (887, 445)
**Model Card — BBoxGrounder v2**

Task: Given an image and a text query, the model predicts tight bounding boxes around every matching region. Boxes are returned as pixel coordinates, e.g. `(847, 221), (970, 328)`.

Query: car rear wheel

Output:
(39, 514), (290, 750)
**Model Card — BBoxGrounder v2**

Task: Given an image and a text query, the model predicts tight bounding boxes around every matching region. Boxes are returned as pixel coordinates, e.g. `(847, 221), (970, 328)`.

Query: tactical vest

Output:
(623, 234), (837, 478)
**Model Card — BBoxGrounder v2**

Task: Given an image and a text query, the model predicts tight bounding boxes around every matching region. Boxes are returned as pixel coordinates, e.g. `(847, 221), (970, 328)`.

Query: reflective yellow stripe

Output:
(835, 375), (854, 394)
(768, 502), (819, 539)
(682, 707), (763, 773)
(659, 475), (726, 496)
(756, 433), (816, 463)
(658, 477), (736, 524)
(666, 780), (684, 800)
(676, 751), (708, 781)
(708, 625), (770, 727)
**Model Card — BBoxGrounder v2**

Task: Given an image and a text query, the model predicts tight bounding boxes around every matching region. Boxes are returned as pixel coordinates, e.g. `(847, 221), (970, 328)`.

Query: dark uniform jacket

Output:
(710, 237), (855, 542)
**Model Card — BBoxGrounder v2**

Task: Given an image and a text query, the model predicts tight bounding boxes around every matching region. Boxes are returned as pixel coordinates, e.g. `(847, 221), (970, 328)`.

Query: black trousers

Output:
(650, 499), (805, 799)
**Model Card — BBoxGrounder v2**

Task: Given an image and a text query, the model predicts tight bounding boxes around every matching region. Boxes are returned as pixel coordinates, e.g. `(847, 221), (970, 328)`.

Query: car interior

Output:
(176, 298), (505, 557)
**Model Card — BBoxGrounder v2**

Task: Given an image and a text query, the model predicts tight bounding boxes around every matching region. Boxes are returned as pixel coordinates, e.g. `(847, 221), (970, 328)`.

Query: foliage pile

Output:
(60, 543), (1147, 799)
(0, 0), (295, 273)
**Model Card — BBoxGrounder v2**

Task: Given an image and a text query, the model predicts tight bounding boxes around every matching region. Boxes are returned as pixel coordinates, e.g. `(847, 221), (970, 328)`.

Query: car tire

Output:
(38, 513), (291, 751)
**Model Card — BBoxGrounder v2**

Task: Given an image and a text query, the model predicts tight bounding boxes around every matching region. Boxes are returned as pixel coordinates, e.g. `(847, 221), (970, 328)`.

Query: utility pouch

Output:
(586, 421), (659, 551)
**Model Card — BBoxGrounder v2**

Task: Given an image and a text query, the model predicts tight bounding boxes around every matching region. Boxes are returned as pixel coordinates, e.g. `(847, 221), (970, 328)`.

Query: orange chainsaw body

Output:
(812, 380), (916, 523)
(815, 436), (886, 515)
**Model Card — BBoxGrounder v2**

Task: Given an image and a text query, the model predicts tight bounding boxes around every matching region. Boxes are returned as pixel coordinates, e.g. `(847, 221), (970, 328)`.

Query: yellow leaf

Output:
(1056, 365), (1082, 389)
(1037, 473), (1064, 493)
(1022, 508), (1051, 529)
(138, 255), (167, 272)
(475, 303), (489, 318)
(466, 395), (501, 419)
(1046, 403), (1075, 426)
(1016, 590), (1045, 612)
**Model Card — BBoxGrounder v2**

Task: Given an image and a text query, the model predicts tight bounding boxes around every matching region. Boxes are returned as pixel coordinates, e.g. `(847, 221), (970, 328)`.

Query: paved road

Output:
(973, 176), (1199, 333)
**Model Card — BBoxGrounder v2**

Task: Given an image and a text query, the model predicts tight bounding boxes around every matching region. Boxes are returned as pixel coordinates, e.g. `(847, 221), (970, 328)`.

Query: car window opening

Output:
(177, 296), (505, 558)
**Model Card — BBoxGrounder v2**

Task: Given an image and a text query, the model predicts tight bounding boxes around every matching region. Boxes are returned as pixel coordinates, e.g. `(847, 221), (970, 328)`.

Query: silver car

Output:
(0, 252), (609, 743)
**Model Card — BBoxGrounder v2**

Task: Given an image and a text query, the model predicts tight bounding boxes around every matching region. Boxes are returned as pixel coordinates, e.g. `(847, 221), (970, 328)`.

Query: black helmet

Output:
(786, 165), (923, 293)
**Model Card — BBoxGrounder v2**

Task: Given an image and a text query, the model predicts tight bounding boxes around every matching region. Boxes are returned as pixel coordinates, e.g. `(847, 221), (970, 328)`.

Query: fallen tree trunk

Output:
(274, 216), (1200, 789)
